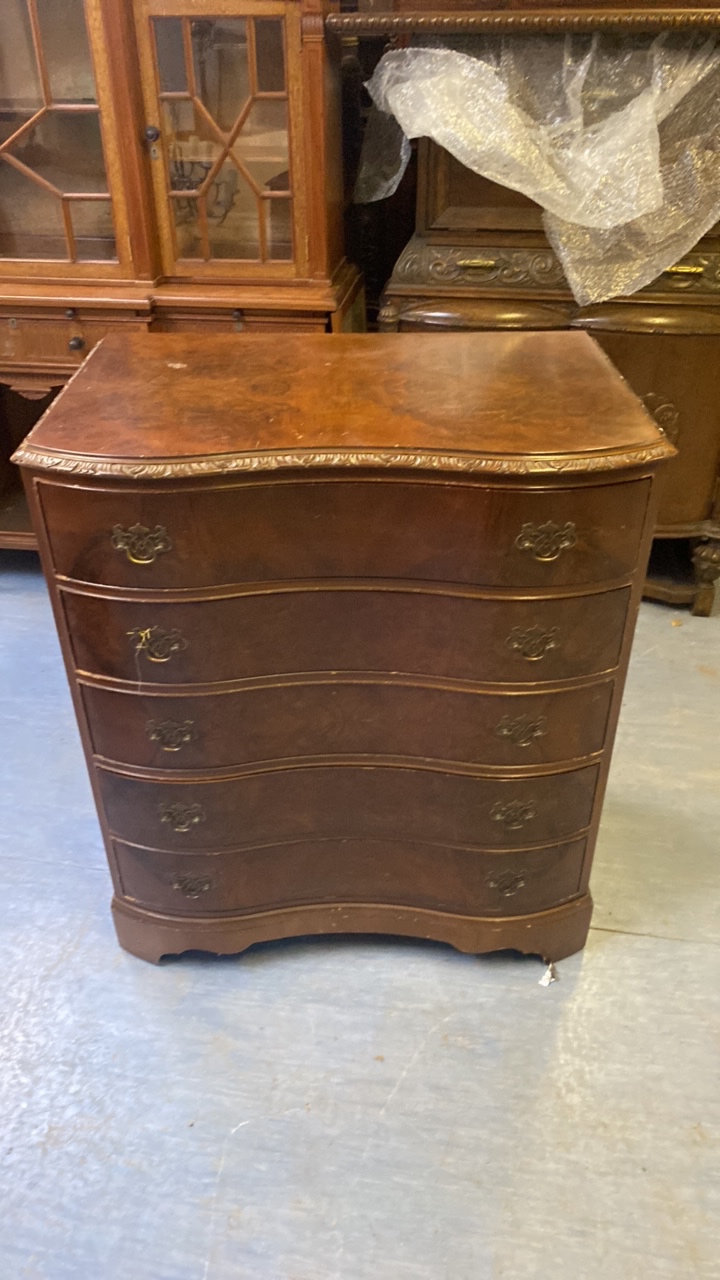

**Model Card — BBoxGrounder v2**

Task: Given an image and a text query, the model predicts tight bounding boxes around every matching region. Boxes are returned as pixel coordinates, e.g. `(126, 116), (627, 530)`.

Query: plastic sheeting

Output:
(356, 34), (720, 304)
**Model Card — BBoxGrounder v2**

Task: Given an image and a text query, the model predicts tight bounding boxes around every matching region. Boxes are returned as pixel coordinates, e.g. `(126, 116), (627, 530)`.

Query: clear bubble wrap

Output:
(355, 33), (720, 305)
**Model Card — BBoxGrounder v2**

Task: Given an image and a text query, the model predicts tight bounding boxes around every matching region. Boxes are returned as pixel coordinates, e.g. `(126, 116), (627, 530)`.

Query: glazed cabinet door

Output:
(133, 0), (306, 280)
(0, 0), (141, 278)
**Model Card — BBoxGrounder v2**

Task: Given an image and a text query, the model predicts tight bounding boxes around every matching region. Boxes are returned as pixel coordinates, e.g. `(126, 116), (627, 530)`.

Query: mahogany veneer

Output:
(14, 331), (673, 963)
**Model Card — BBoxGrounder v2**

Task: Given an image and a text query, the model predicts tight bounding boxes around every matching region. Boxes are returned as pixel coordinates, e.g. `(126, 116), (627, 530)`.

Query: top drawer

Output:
(36, 476), (651, 592)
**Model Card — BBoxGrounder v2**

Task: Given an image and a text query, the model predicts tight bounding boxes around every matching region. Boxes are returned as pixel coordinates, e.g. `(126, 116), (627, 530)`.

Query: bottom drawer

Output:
(112, 835), (587, 919)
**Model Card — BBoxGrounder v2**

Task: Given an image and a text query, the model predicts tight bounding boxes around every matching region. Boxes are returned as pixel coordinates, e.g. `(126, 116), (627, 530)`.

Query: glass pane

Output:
(192, 19), (249, 133)
(255, 20), (285, 93)
(154, 18), (187, 94)
(235, 99), (289, 191)
(171, 196), (203, 259)
(266, 198), (292, 260)
(0, 0), (43, 110)
(35, 0), (97, 104)
(0, 159), (66, 258)
(162, 100), (220, 192)
(0, 111), (36, 147)
(70, 199), (117, 261)
(204, 161), (259, 259)
(12, 112), (108, 194)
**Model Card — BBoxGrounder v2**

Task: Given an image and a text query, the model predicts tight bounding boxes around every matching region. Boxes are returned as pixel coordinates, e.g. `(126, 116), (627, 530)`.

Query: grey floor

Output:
(1, 550), (719, 1280)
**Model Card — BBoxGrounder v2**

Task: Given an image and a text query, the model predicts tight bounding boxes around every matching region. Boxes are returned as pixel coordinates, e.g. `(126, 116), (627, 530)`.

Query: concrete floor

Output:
(1, 549), (718, 1280)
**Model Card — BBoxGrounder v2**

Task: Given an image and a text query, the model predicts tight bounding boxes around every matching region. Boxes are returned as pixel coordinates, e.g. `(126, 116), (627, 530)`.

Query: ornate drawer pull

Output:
(490, 799), (537, 830)
(665, 263), (703, 276)
(495, 713), (548, 747)
(641, 392), (680, 445)
(128, 626), (187, 663)
(146, 719), (197, 752)
(514, 521), (577, 562)
(111, 523), (172, 565)
(507, 624), (559, 661)
(172, 874), (214, 899)
(159, 802), (206, 833)
(486, 869), (527, 898)
(456, 257), (496, 269)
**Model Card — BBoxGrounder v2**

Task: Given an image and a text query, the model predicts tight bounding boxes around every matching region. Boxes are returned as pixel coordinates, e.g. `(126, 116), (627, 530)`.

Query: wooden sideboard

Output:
(330, 3), (720, 613)
(14, 330), (672, 963)
(0, 0), (363, 550)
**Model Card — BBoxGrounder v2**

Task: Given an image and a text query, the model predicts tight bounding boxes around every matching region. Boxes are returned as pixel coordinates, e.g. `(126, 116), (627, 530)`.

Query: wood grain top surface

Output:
(15, 331), (674, 478)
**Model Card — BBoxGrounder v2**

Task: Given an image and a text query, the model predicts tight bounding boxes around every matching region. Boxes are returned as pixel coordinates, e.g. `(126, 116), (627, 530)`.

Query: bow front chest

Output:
(14, 332), (673, 963)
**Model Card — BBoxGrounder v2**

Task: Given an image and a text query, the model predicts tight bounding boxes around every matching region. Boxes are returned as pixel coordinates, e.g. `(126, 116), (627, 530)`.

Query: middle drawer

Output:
(82, 679), (614, 770)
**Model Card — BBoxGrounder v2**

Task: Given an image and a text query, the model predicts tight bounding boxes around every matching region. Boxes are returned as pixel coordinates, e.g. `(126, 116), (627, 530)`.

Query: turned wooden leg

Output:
(691, 539), (720, 617)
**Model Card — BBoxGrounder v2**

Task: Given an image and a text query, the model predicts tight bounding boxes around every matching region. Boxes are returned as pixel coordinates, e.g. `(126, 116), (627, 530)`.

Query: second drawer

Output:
(63, 586), (630, 686)
(82, 679), (614, 770)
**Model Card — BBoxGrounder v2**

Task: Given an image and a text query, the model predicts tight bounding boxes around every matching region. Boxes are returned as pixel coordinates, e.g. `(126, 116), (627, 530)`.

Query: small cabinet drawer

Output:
(97, 762), (599, 852)
(38, 476), (650, 591)
(0, 316), (149, 367)
(112, 834), (588, 919)
(82, 679), (614, 771)
(63, 585), (630, 687)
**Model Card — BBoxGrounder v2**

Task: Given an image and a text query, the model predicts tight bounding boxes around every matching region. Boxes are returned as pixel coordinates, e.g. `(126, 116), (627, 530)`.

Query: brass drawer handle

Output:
(507, 625), (559, 661)
(456, 257), (496, 269)
(111, 523), (172, 565)
(490, 799), (537, 830)
(172, 874), (214, 898)
(495, 713), (548, 747)
(160, 802), (206, 833)
(146, 719), (197, 752)
(665, 264), (703, 276)
(486, 869), (528, 898)
(128, 626), (187, 663)
(515, 521), (577, 562)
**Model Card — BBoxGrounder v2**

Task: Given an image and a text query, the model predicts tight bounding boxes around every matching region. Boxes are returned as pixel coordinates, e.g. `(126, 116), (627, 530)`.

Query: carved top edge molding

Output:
(13, 440), (675, 480)
(327, 12), (720, 34)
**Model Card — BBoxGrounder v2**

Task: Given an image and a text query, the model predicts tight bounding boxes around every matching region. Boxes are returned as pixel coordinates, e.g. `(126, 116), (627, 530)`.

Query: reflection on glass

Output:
(0, 113), (34, 147)
(236, 100), (289, 190)
(71, 200), (117, 261)
(255, 21), (285, 93)
(12, 113), (109, 194)
(0, 0), (116, 261)
(191, 19), (248, 134)
(155, 15), (293, 265)
(36, 0), (97, 103)
(155, 18), (187, 94)
(163, 100), (220, 192)
(0, 163), (67, 258)
(266, 198), (292, 261)
(171, 197), (204, 260)
(0, 0), (43, 111)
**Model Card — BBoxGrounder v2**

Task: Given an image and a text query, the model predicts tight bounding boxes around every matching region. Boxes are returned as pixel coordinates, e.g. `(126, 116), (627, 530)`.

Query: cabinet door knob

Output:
(68, 336), (85, 352)
(65, 308), (77, 320)
(145, 125), (161, 143)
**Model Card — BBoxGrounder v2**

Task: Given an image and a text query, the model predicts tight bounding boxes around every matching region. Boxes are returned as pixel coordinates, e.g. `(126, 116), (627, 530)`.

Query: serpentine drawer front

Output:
(14, 331), (673, 964)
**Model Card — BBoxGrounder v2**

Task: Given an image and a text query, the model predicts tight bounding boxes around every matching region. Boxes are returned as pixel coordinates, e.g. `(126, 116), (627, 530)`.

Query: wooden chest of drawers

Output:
(14, 331), (673, 964)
